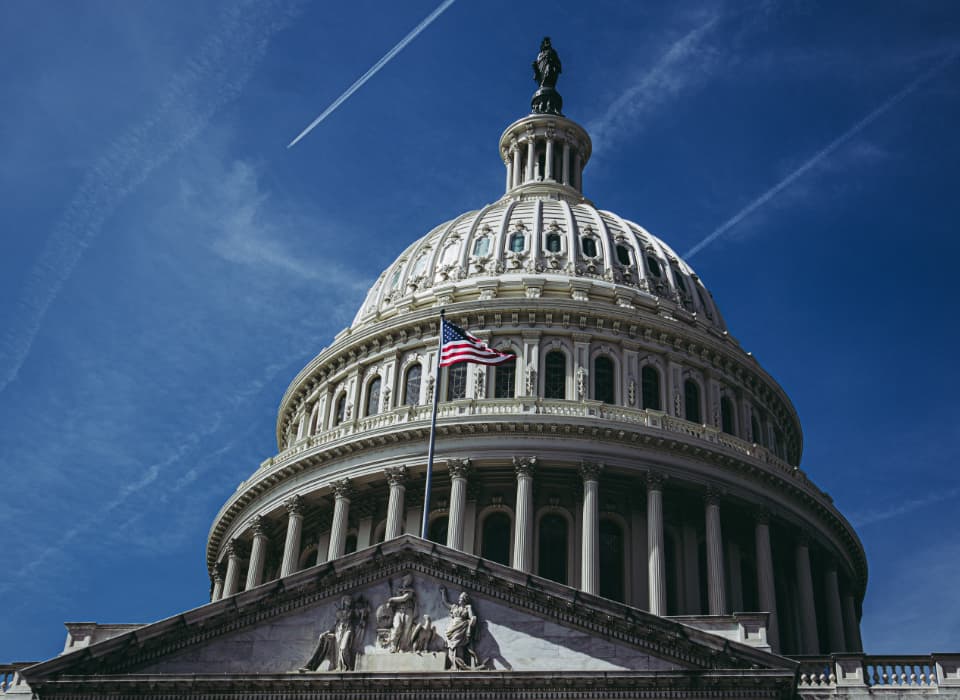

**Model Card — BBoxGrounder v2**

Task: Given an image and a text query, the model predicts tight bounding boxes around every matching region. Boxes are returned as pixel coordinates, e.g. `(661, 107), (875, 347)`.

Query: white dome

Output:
(353, 197), (725, 333)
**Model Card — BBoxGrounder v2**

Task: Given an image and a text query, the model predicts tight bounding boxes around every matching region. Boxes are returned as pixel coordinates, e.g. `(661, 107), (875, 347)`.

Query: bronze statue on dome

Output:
(531, 37), (563, 115)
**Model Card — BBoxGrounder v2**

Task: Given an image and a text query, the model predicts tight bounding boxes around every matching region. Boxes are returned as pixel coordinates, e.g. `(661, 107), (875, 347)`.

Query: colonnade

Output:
(210, 461), (861, 655)
(504, 130), (583, 193)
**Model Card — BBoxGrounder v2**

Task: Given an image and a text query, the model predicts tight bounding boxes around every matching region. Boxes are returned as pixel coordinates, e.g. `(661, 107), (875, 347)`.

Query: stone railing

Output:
(794, 654), (960, 693)
(0, 663), (35, 695)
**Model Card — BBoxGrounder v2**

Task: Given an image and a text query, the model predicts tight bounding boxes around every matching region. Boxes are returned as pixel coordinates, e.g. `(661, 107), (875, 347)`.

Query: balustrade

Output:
(793, 654), (960, 692)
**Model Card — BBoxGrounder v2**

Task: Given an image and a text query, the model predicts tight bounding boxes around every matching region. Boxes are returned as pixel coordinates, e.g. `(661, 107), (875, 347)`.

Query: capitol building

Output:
(4, 40), (958, 700)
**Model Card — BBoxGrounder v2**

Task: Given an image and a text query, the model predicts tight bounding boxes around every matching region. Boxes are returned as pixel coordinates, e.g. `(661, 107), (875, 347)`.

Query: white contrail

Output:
(0, 0), (302, 396)
(287, 0), (457, 148)
(683, 49), (959, 260)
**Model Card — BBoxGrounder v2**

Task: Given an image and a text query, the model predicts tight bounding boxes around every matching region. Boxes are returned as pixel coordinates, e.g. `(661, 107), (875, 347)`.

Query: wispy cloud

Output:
(683, 48), (960, 259)
(0, 0), (302, 396)
(850, 486), (960, 528)
(287, 0), (457, 148)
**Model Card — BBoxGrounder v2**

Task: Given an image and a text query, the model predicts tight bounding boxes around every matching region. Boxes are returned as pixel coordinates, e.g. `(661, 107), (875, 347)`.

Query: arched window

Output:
(599, 519), (625, 602)
(428, 515), (448, 545)
(544, 350), (566, 399)
(646, 255), (663, 277)
(537, 513), (568, 584)
(594, 356), (615, 404)
(404, 364), (422, 406)
(365, 377), (381, 417)
(672, 268), (688, 294)
(480, 512), (511, 566)
(684, 380), (701, 423)
(751, 409), (764, 446)
(641, 365), (661, 410)
(720, 396), (735, 434)
(344, 533), (358, 555)
(545, 232), (562, 253)
(494, 357), (516, 399)
(616, 244), (631, 266)
(473, 236), (490, 256)
(509, 231), (525, 252)
(581, 236), (598, 258)
(334, 393), (347, 426)
(446, 364), (467, 400)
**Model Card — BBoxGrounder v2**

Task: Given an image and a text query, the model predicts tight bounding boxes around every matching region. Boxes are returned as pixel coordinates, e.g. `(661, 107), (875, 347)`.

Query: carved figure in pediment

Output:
(377, 574), (418, 652)
(439, 585), (481, 670)
(299, 594), (368, 672)
(409, 614), (436, 652)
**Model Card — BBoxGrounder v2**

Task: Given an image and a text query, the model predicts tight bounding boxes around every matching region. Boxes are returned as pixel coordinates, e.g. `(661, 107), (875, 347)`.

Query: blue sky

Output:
(1, 0), (958, 661)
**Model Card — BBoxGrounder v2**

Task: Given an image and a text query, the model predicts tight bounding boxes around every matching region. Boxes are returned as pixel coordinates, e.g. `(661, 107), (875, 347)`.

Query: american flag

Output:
(439, 319), (515, 367)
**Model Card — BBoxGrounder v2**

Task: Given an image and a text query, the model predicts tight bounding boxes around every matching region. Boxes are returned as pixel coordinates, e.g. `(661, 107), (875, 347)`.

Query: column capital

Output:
(225, 539), (239, 558)
(332, 478), (354, 500)
(645, 470), (666, 490)
(210, 567), (223, 583)
(753, 508), (771, 526)
(447, 458), (472, 479)
(579, 460), (603, 482)
(704, 486), (723, 506)
(796, 530), (812, 548)
(249, 515), (267, 537)
(285, 494), (304, 517)
(384, 465), (409, 486)
(513, 456), (537, 478)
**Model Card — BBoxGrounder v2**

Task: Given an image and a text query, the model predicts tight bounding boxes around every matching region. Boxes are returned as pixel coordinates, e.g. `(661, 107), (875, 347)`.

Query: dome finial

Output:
(531, 37), (563, 115)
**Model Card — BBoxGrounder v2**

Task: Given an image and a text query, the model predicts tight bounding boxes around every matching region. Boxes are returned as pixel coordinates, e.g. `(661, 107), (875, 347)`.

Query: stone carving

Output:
(524, 366), (536, 395)
(447, 458), (471, 479)
(513, 455), (537, 477)
(576, 366), (586, 400)
(300, 595), (369, 672)
(628, 378), (636, 406)
(531, 37), (563, 115)
(474, 367), (485, 397)
(425, 374), (435, 399)
(376, 574), (418, 652)
(438, 586), (482, 670)
(382, 386), (391, 412)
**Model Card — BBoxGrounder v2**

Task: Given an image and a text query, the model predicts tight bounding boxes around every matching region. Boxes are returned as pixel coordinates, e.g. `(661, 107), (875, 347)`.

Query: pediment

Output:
(24, 536), (794, 689)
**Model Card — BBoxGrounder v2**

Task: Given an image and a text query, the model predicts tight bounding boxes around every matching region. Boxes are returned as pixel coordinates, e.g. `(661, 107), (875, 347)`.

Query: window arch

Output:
(428, 514), (449, 545)
(472, 236), (490, 257)
(720, 395), (735, 435)
(594, 356), (615, 404)
(751, 408), (765, 446)
(480, 512), (511, 566)
(537, 513), (568, 584)
(544, 350), (566, 399)
(365, 377), (381, 417)
(599, 518), (625, 602)
(581, 236), (598, 258)
(494, 356), (516, 399)
(509, 230), (525, 253)
(646, 255), (663, 277)
(446, 364), (467, 400)
(641, 365), (661, 410)
(334, 393), (347, 426)
(684, 379), (701, 423)
(615, 244), (632, 266)
(404, 363), (422, 406)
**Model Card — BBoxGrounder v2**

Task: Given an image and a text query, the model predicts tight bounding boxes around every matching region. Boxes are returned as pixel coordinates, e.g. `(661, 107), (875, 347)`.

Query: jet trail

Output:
(683, 49), (959, 260)
(287, 0), (457, 148)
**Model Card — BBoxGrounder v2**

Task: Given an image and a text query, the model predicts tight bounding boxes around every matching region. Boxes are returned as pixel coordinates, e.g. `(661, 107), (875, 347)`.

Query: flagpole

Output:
(421, 309), (444, 539)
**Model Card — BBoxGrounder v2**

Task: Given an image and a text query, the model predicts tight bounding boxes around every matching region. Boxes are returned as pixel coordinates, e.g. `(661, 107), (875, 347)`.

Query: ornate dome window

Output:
(537, 513), (569, 584)
(508, 230), (526, 253)
(480, 512), (511, 566)
(594, 356), (615, 404)
(403, 364), (422, 406)
(473, 235), (491, 257)
(334, 393), (347, 426)
(599, 518), (626, 602)
(494, 355), (517, 398)
(446, 364), (467, 401)
(581, 236), (599, 258)
(721, 395), (736, 435)
(616, 243), (632, 266)
(684, 379), (702, 423)
(365, 377), (381, 417)
(545, 231), (562, 253)
(646, 255), (663, 278)
(641, 365), (661, 410)
(544, 350), (566, 399)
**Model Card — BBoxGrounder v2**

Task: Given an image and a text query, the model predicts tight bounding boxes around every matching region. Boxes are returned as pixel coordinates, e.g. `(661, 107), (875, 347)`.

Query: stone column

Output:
(280, 495), (304, 578)
(580, 461), (603, 595)
(795, 535), (820, 654)
(704, 487), (727, 615)
(210, 567), (224, 602)
(384, 466), (408, 541)
(572, 151), (581, 190)
(245, 515), (268, 590)
(646, 472), (667, 616)
(841, 592), (863, 652)
(222, 540), (241, 597)
(754, 510), (780, 652)
(512, 456), (537, 572)
(327, 479), (353, 560)
(824, 563), (846, 652)
(512, 144), (522, 189)
(446, 459), (471, 551)
(525, 139), (536, 182)
(504, 158), (513, 192)
(544, 138), (554, 180)
(561, 141), (571, 185)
